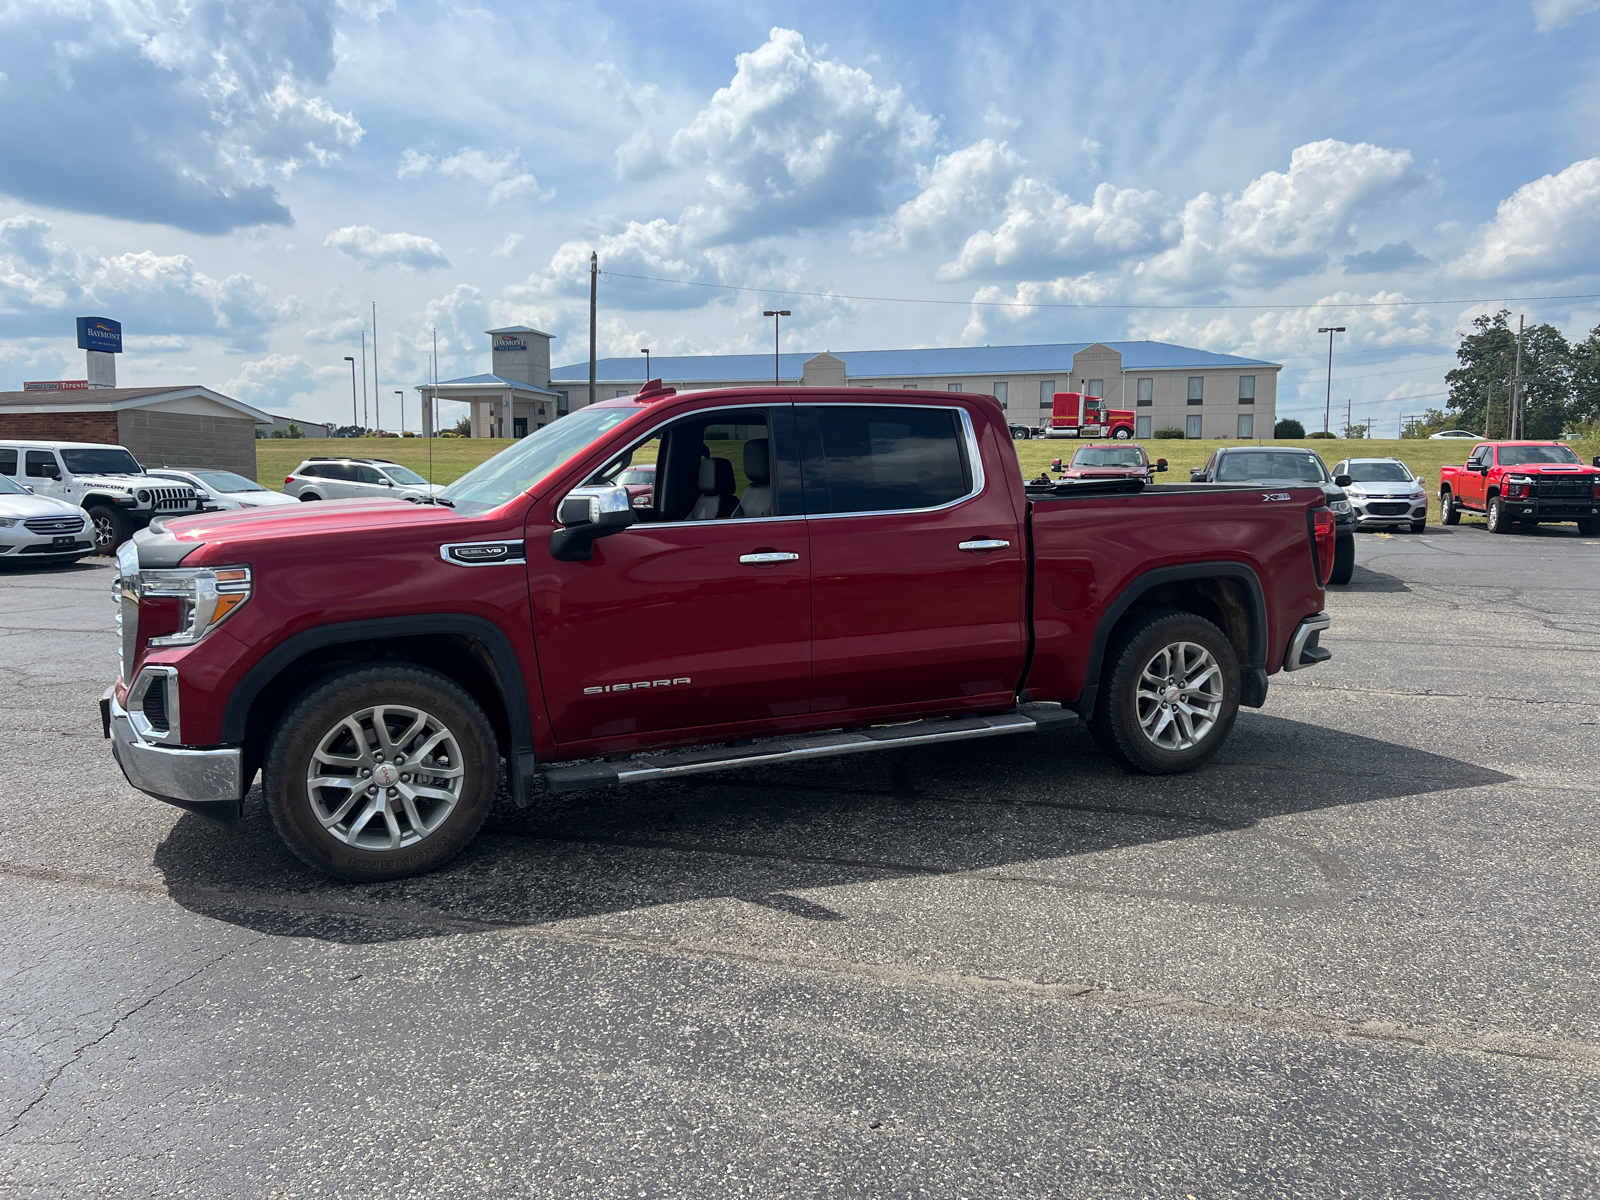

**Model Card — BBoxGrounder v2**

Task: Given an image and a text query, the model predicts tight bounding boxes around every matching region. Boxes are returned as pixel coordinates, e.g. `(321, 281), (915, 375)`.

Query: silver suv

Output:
(284, 457), (446, 503)
(1330, 456), (1429, 533)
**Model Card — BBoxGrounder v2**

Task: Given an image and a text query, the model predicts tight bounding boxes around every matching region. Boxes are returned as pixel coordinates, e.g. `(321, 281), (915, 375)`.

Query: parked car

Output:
(1056, 443), (1168, 483)
(615, 462), (656, 508)
(1330, 457), (1429, 533)
(0, 472), (96, 564)
(284, 457), (447, 503)
(104, 384), (1336, 881)
(147, 468), (299, 512)
(1191, 446), (1356, 583)
(1429, 430), (1480, 440)
(0, 440), (199, 551)
(1438, 441), (1600, 534)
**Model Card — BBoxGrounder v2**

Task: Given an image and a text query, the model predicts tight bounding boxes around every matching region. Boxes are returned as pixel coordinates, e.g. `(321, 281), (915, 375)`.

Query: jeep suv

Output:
(284, 457), (446, 503)
(0, 440), (199, 551)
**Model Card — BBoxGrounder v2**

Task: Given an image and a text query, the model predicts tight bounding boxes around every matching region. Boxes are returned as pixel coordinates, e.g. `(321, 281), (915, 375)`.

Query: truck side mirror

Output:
(1593, 455), (1599, 467)
(1190, 468), (1206, 482)
(1155, 459), (1168, 472)
(551, 485), (636, 561)
(1334, 474), (1353, 488)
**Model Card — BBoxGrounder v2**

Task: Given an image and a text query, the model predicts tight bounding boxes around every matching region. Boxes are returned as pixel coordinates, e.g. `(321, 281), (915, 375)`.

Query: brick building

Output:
(0, 386), (270, 478)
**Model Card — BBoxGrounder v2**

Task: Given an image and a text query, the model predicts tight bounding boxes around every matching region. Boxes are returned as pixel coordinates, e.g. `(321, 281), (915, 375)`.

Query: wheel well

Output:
(1486, 487), (1500, 501)
(238, 633), (514, 785)
(1112, 577), (1256, 671)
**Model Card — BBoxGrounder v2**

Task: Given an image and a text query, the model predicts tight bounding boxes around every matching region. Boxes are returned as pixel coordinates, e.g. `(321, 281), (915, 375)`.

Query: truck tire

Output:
(1486, 496), (1511, 534)
(1089, 609), (1240, 775)
(1440, 489), (1460, 525)
(1113, 427), (1132, 440)
(264, 664), (497, 882)
(1579, 516), (1600, 536)
(1329, 532), (1355, 585)
(87, 504), (131, 554)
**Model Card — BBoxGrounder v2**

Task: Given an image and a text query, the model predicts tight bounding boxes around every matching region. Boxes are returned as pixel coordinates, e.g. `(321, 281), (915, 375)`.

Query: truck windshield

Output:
(439, 406), (639, 512)
(1073, 447), (1144, 468)
(1215, 452), (1328, 484)
(1344, 462), (1412, 483)
(1498, 445), (1581, 466)
(60, 448), (142, 475)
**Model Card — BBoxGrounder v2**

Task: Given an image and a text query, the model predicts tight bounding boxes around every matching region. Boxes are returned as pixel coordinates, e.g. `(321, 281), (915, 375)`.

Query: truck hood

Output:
(137, 498), (462, 566)
(1062, 466), (1146, 478)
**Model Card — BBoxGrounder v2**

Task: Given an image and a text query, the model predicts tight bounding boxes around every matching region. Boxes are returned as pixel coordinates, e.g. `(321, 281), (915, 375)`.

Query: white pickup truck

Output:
(0, 440), (199, 552)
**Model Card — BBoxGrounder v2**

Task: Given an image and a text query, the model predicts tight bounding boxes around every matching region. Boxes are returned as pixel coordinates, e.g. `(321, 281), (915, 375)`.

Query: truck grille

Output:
(150, 487), (197, 511)
(23, 515), (85, 534)
(1535, 477), (1591, 498)
(1365, 501), (1411, 516)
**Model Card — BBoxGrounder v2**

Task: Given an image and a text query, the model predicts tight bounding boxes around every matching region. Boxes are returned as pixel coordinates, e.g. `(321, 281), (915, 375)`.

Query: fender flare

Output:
(1072, 561), (1269, 718)
(221, 614), (539, 803)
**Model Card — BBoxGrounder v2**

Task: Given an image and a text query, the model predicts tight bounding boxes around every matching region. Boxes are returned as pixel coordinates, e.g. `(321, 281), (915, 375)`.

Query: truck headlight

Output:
(1330, 499), (1352, 514)
(143, 566), (252, 647)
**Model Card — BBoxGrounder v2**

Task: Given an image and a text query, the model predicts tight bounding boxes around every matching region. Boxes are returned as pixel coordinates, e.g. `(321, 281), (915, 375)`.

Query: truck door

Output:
(798, 402), (1026, 717)
(1461, 445), (1491, 507)
(24, 450), (64, 500)
(531, 405), (813, 750)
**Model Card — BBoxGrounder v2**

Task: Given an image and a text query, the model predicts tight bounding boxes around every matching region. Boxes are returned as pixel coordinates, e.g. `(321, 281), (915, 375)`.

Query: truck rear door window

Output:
(802, 406), (971, 515)
(0, 449), (15, 476)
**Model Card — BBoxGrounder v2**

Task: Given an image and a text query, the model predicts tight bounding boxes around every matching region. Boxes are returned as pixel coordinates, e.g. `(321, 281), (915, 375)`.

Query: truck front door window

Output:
(25, 451), (60, 479)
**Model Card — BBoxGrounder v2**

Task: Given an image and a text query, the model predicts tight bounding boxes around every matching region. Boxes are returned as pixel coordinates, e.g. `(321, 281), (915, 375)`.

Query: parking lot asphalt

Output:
(1, 521), (1597, 1198)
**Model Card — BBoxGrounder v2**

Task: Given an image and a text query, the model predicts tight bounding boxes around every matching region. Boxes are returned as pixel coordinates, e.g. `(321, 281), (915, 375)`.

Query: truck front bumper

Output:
(1511, 498), (1600, 520)
(101, 686), (244, 824)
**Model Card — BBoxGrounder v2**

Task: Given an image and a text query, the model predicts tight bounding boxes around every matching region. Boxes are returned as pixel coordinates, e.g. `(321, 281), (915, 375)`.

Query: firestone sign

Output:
(77, 316), (122, 354)
(24, 380), (90, 391)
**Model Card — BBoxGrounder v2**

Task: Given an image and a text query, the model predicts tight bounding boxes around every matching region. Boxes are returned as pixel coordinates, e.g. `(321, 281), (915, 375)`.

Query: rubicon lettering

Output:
(585, 677), (692, 695)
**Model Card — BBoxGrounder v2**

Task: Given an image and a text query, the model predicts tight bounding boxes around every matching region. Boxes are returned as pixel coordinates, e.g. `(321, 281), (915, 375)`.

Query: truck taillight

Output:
(1311, 507), (1336, 586)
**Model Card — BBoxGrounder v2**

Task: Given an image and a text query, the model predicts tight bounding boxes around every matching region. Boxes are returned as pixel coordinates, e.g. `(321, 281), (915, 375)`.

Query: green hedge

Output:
(1151, 428), (1186, 439)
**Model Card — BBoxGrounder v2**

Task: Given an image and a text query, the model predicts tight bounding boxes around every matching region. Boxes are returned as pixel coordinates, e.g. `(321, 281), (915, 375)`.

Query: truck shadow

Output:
(152, 714), (1512, 945)
(1342, 562), (1410, 592)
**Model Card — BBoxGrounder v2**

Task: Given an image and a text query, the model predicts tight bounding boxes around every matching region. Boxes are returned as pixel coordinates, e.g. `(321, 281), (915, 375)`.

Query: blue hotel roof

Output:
(427, 372), (557, 396)
(548, 340), (1278, 386)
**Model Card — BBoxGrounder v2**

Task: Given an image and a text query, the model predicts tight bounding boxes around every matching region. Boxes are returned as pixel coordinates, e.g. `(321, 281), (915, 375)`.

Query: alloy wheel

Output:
(305, 704), (466, 850)
(1135, 640), (1224, 751)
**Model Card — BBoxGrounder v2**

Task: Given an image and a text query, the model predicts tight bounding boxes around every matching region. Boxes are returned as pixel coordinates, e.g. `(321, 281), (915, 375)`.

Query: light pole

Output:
(343, 357), (357, 435)
(1317, 326), (1345, 434)
(395, 391), (404, 435)
(640, 348), (650, 384)
(762, 310), (790, 386)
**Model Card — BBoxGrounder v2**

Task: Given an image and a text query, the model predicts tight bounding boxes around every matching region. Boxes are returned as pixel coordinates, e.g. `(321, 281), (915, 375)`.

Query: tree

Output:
(1342, 424), (1367, 439)
(285, 421), (305, 439)
(1274, 418), (1305, 438)
(449, 415), (472, 437)
(1570, 322), (1600, 428)
(1444, 310), (1573, 439)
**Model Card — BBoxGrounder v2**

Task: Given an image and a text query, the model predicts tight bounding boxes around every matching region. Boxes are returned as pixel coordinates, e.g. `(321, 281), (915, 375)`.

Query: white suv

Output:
(284, 457), (446, 503)
(0, 441), (199, 552)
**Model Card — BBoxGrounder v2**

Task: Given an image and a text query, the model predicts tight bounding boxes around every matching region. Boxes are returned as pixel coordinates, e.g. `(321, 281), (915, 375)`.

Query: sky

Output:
(2, 0), (1600, 433)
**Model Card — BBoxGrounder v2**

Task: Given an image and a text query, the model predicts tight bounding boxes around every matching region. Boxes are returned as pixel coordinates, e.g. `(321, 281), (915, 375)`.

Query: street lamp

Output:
(395, 390), (404, 435)
(1317, 326), (1345, 434)
(343, 357), (357, 435)
(640, 348), (651, 384)
(761, 310), (791, 386)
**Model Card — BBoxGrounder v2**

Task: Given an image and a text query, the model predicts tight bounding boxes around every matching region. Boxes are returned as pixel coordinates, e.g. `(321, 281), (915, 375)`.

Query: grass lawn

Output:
(257, 431), (1600, 524)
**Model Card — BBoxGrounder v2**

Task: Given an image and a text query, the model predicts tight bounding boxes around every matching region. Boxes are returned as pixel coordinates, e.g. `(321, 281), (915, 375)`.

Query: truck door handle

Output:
(739, 552), (800, 564)
(958, 539), (1011, 553)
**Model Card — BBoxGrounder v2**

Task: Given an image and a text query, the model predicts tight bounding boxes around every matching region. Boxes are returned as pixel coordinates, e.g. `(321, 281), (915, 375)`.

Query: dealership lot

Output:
(1, 525), (1597, 1197)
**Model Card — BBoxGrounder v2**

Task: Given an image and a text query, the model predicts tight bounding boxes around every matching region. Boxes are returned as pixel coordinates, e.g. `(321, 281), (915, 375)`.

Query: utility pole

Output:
(588, 252), (597, 411)
(1346, 396), (1352, 438)
(372, 302), (380, 434)
(762, 310), (791, 385)
(1512, 314), (1525, 439)
(360, 329), (369, 432)
(1318, 326), (1345, 434)
(344, 357), (357, 434)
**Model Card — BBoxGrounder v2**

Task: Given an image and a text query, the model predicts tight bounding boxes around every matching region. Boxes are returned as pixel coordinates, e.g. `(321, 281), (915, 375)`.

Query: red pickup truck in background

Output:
(1042, 392), (1137, 440)
(1438, 441), (1600, 534)
(1051, 443), (1169, 483)
(104, 385), (1335, 881)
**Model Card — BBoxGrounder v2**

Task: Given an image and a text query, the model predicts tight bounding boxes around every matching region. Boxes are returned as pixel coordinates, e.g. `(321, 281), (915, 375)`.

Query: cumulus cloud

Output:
(398, 147), (546, 205)
(1341, 241), (1428, 274)
(0, 0), (361, 231)
(1448, 157), (1600, 280)
(1125, 292), (1444, 362)
(225, 353), (316, 402)
(1532, 0), (1600, 31)
(0, 214), (288, 348)
(662, 27), (935, 242)
(940, 178), (1170, 279)
(325, 226), (452, 271)
(857, 139), (1024, 254)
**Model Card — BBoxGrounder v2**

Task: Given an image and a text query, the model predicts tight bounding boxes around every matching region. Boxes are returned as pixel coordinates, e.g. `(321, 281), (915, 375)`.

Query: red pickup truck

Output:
(1052, 443), (1169, 483)
(1438, 441), (1600, 534)
(103, 385), (1336, 881)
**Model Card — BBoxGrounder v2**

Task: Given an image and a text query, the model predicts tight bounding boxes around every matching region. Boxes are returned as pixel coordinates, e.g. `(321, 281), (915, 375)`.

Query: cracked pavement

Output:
(0, 522), (1597, 1198)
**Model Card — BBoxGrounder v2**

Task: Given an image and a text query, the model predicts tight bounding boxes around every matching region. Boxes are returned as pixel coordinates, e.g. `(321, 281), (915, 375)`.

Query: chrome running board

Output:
(540, 703), (1078, 792)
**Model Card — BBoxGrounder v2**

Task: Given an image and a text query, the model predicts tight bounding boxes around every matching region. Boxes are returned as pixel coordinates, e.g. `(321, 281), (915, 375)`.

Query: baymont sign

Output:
(495, 336), (527, 351)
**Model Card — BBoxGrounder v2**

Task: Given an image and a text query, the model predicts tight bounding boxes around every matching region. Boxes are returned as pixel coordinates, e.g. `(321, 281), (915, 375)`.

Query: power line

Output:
(601, 270), (1600, 313)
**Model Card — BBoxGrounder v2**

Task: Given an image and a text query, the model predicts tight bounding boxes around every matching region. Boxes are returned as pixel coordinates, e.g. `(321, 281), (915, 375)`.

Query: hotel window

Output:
(614, 389), (629, 397)
(903, 384), (917, 389)
(557, 390), (570, 415)
(1085, 379), (1103, 397)
(1187, 377), (1204, 405)
(1238, 375), (1255, 405)
(1040, 380), (1056, 408)
(1137, 378), (1153, 407)
(1238, 414), (1254, 438)
(948, 383), (962, 392)
(1186, 415), (1203, 439)
(1136, 415), (1152, 439)
(992, 382), (1008, 408)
